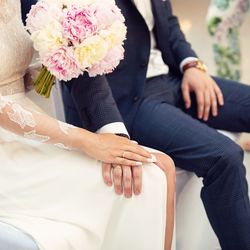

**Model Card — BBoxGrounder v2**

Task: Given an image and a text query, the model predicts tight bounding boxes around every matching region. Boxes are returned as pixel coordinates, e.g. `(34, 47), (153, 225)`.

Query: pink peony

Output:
(91, 0), (125, 29)
(43, 47), (82, 81)
(62, 6), (98, 44)
(26, 1), (62, 33)
(88, 45), (124, 77)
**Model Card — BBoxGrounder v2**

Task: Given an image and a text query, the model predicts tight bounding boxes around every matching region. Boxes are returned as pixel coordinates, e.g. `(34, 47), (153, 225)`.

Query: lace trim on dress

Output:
(0, 95), (77, 151)
(58, 121), (76, 135)
(0, 0), (19, 24)
(0, 95), (11, 113)
(0, 79), (25, 96)
(24, 130), (50, 143)
(7, 103), (37, 129)
(54, 143), (71, 150)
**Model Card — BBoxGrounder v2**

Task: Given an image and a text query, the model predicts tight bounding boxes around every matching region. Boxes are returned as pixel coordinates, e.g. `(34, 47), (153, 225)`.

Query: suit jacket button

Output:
(133, 96), (139, 102)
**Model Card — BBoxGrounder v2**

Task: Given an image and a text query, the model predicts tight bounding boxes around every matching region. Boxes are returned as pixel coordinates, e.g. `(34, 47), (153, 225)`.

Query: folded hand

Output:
(102, 163), (144, 198)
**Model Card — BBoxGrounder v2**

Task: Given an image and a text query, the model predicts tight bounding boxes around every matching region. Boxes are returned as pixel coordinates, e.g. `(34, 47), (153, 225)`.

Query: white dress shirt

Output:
(134, 0), (198, 77)
(134, 0), (169, 78)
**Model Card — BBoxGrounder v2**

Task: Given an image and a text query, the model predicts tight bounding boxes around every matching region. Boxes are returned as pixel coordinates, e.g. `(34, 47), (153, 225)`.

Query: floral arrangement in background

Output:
(207, 0), (249, 80)
(26, 0), (127, 97)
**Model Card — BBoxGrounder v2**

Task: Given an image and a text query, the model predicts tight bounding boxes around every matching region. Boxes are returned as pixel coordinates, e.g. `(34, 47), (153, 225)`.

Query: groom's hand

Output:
(102, 163), (142, 198)
(181, 68), (224, 121)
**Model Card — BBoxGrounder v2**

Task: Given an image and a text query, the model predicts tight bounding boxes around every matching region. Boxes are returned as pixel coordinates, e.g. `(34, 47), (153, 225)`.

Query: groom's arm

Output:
(20, 0), (127, 136)
(65, 74), (129, 135)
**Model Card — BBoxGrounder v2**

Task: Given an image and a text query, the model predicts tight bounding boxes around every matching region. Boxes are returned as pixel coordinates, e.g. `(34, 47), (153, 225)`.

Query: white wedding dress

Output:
(0, 1), (167, 250)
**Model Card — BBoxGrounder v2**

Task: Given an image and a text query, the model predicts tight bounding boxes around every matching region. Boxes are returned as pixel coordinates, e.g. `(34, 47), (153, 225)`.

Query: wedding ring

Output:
(122, 151), (127, 158)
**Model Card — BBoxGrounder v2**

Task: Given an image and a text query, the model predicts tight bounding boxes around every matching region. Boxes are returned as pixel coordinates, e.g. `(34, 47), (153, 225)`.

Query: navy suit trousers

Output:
(131, 74), (250, 250)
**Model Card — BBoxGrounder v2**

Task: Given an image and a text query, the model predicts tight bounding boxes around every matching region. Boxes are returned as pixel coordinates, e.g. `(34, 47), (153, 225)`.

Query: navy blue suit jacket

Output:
(63, 0), (197, 132)
(21, 0), (197, 132)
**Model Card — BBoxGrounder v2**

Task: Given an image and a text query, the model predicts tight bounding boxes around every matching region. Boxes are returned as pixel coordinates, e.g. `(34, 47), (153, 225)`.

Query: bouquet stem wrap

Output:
(34, 67), (55, 98)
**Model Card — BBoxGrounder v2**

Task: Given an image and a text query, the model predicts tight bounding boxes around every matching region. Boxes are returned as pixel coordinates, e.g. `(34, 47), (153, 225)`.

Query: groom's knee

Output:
(204, 140), (244, 185)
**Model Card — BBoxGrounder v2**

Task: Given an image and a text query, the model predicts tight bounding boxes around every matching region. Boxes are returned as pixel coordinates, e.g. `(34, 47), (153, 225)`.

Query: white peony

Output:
(31, 20), (67, 55)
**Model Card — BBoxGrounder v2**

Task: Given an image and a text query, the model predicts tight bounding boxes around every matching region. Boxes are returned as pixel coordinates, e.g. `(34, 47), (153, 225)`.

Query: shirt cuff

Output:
(180, 57), (198, 73)
(97, 122), (129, 136)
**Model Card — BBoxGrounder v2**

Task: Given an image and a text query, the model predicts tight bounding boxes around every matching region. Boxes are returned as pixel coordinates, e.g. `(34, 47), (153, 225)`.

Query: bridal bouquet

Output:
(26, 0), (127, 97)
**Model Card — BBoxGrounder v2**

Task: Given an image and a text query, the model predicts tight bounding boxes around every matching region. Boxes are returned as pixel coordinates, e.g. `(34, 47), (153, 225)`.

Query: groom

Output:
(22, 0), (250, 249)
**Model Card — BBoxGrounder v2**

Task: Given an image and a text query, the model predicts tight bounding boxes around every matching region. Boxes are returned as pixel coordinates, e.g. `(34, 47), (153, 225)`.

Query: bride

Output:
(0, 1), (175, 250)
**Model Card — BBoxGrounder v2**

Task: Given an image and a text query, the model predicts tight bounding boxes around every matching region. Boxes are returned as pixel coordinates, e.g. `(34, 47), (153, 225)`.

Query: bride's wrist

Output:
(75, 128), (97, 153)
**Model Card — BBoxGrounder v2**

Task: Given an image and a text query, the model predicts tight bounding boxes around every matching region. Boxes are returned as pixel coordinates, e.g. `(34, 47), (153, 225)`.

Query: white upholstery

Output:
(51, 80), (65, 122)
(0, 222), (38, 250)
(176, 168), (220, 250)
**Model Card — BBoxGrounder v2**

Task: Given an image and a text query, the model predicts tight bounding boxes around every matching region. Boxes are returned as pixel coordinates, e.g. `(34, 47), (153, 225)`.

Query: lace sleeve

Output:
(0, 95), (85, 151)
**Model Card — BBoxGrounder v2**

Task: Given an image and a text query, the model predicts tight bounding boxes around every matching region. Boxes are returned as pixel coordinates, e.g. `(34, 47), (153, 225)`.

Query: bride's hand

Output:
(24, 61), (41, 92)
(82, 133), (155, 166)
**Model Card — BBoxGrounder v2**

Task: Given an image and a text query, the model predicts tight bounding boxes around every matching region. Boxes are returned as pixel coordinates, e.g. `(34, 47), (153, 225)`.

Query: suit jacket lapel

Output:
(150, 0), (170, 57)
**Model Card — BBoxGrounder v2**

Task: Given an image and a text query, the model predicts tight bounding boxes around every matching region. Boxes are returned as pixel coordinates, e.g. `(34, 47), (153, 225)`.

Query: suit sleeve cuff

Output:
(180, 57), (198, 73)
(97, 122), (129, 137)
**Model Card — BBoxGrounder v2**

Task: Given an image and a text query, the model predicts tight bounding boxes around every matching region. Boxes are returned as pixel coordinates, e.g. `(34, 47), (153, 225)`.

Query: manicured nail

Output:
(125, 191), (132, 198)
(147, 158), (154, 163)
(131, 140), (138, 144)
(116, 188), (122, 195)
(135, 189), (140, 195)
(147, 156), (157, 163)
(136, 162), (143, 166)
(151, 154), (157, 162)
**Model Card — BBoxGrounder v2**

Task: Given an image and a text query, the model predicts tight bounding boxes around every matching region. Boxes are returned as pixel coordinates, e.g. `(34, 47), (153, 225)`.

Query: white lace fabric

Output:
(0, 95), (76, 150)
(0, 0), (33, 88)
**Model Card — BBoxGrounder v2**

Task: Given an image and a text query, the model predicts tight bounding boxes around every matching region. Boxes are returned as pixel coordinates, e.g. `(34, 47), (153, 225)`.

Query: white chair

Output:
(176, 168), (220, 250)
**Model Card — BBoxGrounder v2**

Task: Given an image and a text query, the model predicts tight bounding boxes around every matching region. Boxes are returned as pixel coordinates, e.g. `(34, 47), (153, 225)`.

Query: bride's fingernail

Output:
(150, 154), (157, 162)
(135, 189), (141, 195)
(147, 158), (155, 163)
(131, 140), (138, 144)
(136, 162), (142, 166)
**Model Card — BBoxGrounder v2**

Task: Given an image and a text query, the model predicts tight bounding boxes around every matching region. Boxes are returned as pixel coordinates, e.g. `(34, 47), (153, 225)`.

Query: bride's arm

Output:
(0, 95), (153, 165)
